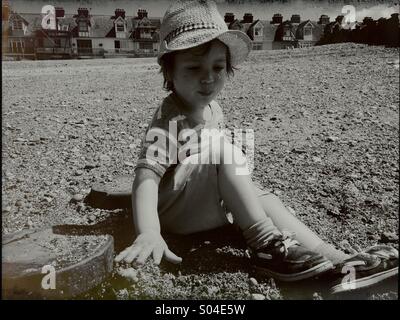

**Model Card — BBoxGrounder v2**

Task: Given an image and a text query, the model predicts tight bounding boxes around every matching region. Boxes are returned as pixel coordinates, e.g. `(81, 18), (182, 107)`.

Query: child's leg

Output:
(216, 141), (333, 280)
(256, 191), (349, 264)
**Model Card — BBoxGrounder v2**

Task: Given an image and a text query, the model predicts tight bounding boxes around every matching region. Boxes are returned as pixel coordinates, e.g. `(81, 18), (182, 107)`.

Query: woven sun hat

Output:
(158, 0), (252, 67)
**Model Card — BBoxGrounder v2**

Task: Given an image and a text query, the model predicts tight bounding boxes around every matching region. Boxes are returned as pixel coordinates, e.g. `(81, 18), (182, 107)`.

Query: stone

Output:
(71, 194), (84, 203)
(380, 232), (398, 243)
(251, 293), (265, 300)
(2, 228), (113, 299)
(74, 170), (84, 176)
(326, 136), (339, 142)
(249, 277), (258, 287)
(118, 267), (139, 283)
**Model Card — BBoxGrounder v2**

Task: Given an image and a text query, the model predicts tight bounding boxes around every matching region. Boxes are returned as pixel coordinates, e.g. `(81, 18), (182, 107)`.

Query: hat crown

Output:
(160, 0), (228, 43)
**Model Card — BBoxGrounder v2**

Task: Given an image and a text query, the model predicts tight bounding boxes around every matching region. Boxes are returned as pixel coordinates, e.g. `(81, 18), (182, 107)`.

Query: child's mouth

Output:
(198, 91), (214, 97)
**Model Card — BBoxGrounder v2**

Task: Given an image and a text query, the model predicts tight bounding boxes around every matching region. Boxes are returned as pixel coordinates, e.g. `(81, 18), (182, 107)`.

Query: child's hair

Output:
(159, 39), (236, 92)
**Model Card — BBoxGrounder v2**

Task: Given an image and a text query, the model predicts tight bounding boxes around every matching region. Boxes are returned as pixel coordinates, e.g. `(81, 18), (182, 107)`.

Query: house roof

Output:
(295, 20), (323, 39)
(9, 12), (161, 38)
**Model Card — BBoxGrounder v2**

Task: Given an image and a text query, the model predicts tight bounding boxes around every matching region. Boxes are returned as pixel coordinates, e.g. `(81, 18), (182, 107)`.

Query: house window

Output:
(78, 21), (88, 32)
(254, 27), (262, 37)
(139, 42), (153, 50)
(12, 19), (23, 30)
(115, 40), (120, 49)
(116, 22), (124, 32)
(99, 43), (103, 47)
(304, 27), (312, 40)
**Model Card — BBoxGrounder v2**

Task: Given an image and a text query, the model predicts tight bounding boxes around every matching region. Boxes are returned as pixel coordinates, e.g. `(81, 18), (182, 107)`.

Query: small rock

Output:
(313, 292), (323, 300)
(312, 156), (322, 163)
(270, 116), (278, 121)
(380, 232), (398, 243)
(274, 189), (282, 196)
(207, 286), (219, 296)
(117, 267), (139, 282)
(74, 170), (84, 176)
(84, 163), (97, 170)
(291, 148), (307, 154)
(251, 293), (265, 300)
(124, 161), (135, 167)
(326, 136), (339, 142)
(99, 155), (111, 162)
(249, 277), (258, 287)
(2, 206), (11, 213)
(71, 194), (84, 202)
(88, 214), (96, 222)
(15, 200), (23, 207)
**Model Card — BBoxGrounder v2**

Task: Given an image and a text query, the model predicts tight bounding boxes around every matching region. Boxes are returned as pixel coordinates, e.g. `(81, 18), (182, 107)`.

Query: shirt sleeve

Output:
(134, 102), (179, 177)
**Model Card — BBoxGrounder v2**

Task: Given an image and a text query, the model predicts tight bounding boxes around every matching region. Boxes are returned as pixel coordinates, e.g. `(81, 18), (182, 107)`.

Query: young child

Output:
(115, 0), (398, 293)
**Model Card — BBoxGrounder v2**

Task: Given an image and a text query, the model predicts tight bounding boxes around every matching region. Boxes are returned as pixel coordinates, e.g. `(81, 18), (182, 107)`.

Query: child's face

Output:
(171, 40), (228, 110)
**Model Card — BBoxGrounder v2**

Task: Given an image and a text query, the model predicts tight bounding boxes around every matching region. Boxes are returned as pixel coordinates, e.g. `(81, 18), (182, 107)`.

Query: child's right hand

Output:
(114, 231), (182, 265)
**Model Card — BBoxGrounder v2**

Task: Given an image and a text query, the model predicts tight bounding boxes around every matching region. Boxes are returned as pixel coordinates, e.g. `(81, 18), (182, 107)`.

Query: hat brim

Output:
(158, 29), (252, 67)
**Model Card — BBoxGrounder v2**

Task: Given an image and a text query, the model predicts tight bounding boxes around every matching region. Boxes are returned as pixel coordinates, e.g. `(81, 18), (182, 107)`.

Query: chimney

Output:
(335, 15), (344, 24)
(224, 12), (235, 23)
(114, 8), (125, 19)
(55, 7), (65, 18)
(137, 9), (148, 19)
(242, 13), (253, 24)
(318, 14), (330, 25)
(2, 1), (10, 20)
(290, 14), (300, 24)
(77, 8), (89, 18)
(363, 17), (374, 25)
(271, 13), (283, 25)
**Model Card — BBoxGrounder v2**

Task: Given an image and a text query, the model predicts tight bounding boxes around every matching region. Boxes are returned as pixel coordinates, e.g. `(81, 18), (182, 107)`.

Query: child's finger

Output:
(164, 248), (182, 264)
(152, 247), (164, 265)
(135, 246), (153, 264)
(124, 246), (142, 263)
(114, 247), (130, 262)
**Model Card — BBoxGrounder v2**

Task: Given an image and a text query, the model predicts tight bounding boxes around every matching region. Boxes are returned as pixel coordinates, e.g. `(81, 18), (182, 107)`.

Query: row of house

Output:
(2, 1), (394, 60)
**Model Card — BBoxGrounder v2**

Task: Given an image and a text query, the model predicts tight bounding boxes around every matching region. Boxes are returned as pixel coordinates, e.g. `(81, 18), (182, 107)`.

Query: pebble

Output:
(74, 170), (84, 176)
(312, 156), (322, 163)
(99, 155), (111, 162)
(72, 194), (84, 202)
(380, 232), (398, 243)
(3, 206), (11, 213)
(84, 163), (97, 170)
(117, 267), (139, 282)
(15, 200), (23, 207)
(249, 277), (258, 287)
(251, 293), (265, 300)
(124, 161), (135, 167)
(326, 136), (339, 142)
(312, 292), (323, 300)
(291, 148), (307, 154)
(88, 214), (96, 222)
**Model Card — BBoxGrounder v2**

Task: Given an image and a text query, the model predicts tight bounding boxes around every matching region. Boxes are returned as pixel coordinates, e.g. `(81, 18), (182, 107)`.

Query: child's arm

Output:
(115, 168), (182, 265)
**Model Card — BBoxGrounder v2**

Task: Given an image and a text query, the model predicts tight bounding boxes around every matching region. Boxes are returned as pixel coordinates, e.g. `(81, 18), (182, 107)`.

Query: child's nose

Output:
(200, 69), (214, 84)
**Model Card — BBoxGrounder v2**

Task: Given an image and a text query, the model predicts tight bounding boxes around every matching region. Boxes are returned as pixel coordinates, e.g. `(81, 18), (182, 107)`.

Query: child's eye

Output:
(214, 66), (225, 72)
(186, 66), (200, 71)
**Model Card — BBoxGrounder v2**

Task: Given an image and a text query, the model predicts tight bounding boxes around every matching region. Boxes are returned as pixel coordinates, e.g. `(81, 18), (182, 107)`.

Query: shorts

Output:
(157, 163), (271, 235)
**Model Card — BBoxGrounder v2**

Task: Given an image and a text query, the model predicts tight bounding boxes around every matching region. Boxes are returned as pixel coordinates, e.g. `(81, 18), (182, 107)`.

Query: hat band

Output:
(164, 22), (222, 44)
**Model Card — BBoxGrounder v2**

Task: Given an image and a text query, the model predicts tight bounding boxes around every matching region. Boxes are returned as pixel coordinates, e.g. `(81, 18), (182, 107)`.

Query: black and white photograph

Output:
(2, 0), (399, 304)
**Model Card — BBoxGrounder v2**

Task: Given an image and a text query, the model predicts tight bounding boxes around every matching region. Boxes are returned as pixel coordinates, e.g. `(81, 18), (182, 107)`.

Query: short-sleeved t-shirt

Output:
(135, 92), (225, 178)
